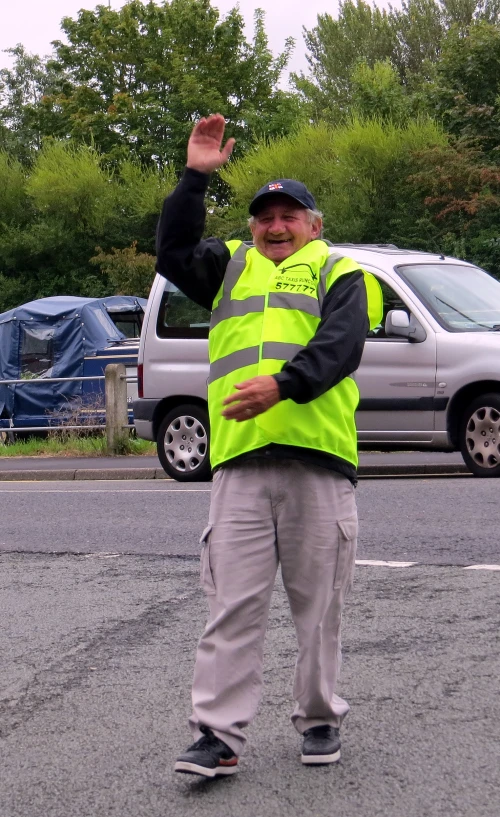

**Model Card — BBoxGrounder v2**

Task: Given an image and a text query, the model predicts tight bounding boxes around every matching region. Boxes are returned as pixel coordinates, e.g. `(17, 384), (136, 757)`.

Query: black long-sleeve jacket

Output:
(156, 167), (369, 482)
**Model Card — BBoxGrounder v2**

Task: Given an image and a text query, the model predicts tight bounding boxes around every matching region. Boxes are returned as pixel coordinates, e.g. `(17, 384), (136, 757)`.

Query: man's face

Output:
(250, 196), (322, 264)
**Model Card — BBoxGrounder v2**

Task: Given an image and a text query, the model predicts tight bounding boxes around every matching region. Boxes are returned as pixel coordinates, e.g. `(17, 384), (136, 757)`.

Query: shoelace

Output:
(189, 725), (227, 758)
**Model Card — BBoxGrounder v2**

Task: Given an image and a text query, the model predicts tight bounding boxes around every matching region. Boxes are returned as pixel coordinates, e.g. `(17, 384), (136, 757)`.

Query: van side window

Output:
(156, 284), (211, 339)
(367, 279), (409, 339)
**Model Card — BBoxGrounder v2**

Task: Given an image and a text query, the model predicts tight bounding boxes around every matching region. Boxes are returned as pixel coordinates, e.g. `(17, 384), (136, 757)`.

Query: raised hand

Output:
(186, 114), (236, 174)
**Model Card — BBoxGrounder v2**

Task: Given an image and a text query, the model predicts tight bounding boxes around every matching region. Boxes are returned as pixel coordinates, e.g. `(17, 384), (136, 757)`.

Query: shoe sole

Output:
(174, 760), (238, 778)
(301, 749), (341, 765)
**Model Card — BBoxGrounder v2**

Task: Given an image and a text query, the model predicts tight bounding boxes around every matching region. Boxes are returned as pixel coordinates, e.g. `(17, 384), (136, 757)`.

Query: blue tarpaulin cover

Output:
(0, 295), (145, 424)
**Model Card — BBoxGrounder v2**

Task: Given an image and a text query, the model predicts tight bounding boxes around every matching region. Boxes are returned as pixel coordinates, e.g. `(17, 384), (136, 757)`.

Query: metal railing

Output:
(0, 376), (105, 385)
(0, 364), (135, 452)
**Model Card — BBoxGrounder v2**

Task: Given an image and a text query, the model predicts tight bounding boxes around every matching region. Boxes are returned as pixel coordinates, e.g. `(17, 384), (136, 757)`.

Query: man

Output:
(156, 114), (382, 778)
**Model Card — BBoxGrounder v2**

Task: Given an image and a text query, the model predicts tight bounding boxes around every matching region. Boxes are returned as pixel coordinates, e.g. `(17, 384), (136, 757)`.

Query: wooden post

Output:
(105, 363), (128, 454)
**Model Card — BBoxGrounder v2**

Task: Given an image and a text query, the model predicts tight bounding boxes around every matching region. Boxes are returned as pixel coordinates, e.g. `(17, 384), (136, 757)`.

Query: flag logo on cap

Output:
(268, 183), (283, 190)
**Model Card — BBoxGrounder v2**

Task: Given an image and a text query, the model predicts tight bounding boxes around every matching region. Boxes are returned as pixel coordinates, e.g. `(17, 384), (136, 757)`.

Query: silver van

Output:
(133, 245), (500, 480)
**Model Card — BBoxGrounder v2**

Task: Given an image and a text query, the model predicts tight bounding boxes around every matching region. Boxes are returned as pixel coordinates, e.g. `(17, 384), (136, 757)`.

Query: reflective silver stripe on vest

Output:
(318, 253), (344, 306)
(211, 294), (265, 328)
(210, 246), (338, 379)
(213, 245), (341, 324)
(262, 342), (305, 361)
(208, 346), (260, 384)
(268, 292), (321, 317)
(210, 244), (251, 330)
(224, 243), (250, 288)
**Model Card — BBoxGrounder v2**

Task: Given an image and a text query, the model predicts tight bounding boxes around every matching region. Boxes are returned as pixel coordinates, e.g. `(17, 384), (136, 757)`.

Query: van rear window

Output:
(156, 286), (210, 339)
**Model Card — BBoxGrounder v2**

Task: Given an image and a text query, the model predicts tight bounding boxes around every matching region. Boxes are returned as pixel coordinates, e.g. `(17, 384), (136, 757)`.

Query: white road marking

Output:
(355, 559), (417, 568)
(463, 564), (500, 571)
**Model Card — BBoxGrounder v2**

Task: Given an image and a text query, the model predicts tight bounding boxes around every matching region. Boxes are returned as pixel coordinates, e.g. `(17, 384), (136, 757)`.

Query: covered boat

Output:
(0, 295), (146, 431)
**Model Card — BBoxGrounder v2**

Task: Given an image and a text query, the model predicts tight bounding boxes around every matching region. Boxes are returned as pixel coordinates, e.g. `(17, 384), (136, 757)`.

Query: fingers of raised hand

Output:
(196, 113), (225, 143)
(220, 137), (235, 163)
(188, 115), (234, 171)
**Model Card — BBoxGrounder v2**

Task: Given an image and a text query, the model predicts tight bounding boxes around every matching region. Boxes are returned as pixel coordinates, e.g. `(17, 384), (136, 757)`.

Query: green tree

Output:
(0, 45), (58, 161)
(410, 139), (500, 272)
(390, 0), (444, 85)
(0, 142), (176, 312)
(36, 0), (301, 179)
(0, 152), (29, 225)
(431, 21), (500, 153)
(351, 60), (412, 123)
(221, 117), (446, 248)
(294, 1), (397, 119)
(222, 117), (500, 276)
(91, 242), (156, 297)
(297, 0), (500, 121)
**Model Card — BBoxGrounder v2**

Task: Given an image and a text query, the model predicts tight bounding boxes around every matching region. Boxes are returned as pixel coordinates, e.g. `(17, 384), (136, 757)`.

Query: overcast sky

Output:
(0, 0), (344, 83)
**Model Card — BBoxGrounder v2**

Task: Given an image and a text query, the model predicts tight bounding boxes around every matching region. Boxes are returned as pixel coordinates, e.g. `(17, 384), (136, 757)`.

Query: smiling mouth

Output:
(268, 239), (291, 245)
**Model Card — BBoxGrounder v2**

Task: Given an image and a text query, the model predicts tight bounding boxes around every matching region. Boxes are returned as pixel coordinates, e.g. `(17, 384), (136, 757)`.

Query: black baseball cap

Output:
(249, 179), (316, 216)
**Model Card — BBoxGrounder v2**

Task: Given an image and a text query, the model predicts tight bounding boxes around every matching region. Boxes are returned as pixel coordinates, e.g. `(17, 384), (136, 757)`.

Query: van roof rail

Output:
(242, 241), (400, 250)
(331, 243), (399, 249)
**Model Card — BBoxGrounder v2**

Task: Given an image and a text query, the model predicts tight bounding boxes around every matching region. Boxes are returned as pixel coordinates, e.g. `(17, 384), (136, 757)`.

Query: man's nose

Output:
(268, 218), (286, 233)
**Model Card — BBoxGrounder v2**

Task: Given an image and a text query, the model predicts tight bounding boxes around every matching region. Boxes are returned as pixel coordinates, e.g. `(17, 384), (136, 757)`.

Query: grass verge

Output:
(0, 433), (156, 458)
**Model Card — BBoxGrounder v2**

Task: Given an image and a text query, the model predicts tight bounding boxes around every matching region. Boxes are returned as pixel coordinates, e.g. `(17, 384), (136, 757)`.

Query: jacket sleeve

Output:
(273, 271), (369, 404)
(155, 167), (230, 310)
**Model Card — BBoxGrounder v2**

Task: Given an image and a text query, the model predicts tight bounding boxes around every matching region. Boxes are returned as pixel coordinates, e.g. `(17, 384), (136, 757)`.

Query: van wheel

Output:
(157, 404), (211, 482)
(460, 393), (500, 477)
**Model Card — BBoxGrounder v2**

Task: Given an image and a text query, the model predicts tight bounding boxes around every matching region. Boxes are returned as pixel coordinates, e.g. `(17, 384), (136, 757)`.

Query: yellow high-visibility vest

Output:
(208, 240), (383, 469)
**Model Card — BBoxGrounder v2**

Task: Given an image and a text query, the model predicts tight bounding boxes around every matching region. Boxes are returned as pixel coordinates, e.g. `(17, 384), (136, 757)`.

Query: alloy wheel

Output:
(465, 405), (500, 470)
(163, 413), (208, 475)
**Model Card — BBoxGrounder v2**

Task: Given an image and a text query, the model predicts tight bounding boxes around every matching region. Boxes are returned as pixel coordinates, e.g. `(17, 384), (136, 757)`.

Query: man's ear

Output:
(311, 219), (322, 239)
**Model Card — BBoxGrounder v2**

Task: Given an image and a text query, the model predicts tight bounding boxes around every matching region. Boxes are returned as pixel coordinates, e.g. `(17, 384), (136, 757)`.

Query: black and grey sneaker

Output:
(174, 725), (238, 778)
(301, 725), (341, 765)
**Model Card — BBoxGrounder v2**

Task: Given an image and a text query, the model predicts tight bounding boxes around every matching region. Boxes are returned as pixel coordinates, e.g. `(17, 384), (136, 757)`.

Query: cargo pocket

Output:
(199, 525), (216, 595)
(333, 514), (358, 595)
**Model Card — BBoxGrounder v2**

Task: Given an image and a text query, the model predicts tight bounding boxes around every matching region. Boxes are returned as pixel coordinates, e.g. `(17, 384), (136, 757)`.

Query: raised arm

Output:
(156, 115), (236, 309)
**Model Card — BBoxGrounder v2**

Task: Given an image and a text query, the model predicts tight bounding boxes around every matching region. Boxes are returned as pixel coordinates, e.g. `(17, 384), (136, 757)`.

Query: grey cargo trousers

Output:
(189, 459), (358, 756)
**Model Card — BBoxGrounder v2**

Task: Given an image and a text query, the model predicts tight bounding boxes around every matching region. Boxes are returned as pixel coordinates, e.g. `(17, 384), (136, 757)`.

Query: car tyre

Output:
(157, 404), (211, 482)
(460, 393), (500, 477)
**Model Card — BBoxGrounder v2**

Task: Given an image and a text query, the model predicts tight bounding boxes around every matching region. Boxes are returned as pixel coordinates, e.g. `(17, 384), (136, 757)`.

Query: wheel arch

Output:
(152, 395), (209, 439)
(447, 381), (500, 448)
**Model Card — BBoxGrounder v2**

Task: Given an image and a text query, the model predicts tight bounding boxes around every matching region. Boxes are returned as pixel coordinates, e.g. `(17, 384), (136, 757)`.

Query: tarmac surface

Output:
(1, 462), (498, 817)
(0, 450), (468, 480)
(1, 553), (499, 817)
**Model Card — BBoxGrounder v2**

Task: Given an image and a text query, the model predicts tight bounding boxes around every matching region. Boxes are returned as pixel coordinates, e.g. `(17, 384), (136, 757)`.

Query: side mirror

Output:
(385, 309), (426, 342)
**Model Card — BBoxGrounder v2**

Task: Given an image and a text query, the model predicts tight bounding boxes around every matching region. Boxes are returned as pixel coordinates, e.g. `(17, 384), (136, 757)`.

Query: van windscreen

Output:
(397, 263), (500, 331)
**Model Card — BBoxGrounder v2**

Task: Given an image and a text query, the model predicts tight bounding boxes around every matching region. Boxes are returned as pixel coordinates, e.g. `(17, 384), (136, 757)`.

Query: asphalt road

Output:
(0, 477), (498, 564)
(1, 478), (499, 817)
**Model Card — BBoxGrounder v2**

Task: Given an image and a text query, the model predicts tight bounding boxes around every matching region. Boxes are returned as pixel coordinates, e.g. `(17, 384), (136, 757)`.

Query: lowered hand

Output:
(221, 376), (280, 422)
